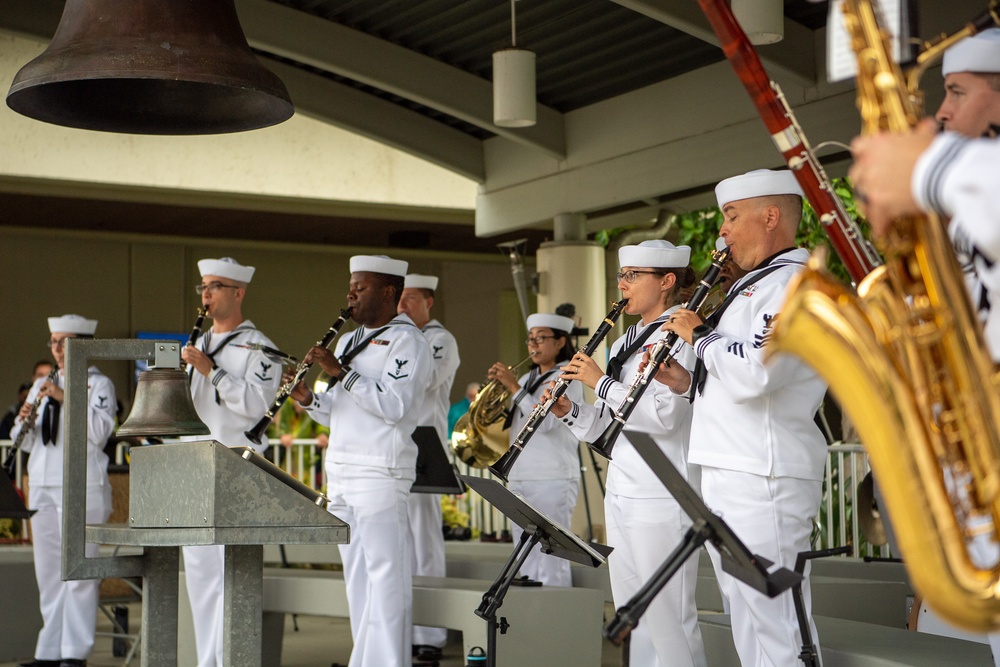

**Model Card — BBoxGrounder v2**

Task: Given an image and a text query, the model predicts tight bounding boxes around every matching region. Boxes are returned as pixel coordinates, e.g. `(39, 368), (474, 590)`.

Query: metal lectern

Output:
(62, 339), (349, 667)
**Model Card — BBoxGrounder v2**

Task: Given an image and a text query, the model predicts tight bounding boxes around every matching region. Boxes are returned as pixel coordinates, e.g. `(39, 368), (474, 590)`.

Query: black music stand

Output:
(412, 426), (465, 494)
(0, 470), (33, 519)
(460, 475), (613, 667)
(604, 432), (801, 644)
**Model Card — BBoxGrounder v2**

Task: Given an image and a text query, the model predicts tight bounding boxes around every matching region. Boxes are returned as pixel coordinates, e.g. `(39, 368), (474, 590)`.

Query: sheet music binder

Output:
(412, 425), (465, 494)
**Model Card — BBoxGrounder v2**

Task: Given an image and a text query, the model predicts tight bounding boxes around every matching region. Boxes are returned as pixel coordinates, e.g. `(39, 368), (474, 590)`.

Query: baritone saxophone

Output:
(767, 0), (1000, 631)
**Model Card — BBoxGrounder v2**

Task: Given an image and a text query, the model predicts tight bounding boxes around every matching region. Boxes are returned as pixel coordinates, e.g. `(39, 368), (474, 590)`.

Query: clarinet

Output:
(488, 298), (629, 482)
(698, 0), (882, 285)
(187, 305), (209, 347)
(3, 366), (60, 479)
(589, 246), (732, 459)
(244, 307), (353, 445)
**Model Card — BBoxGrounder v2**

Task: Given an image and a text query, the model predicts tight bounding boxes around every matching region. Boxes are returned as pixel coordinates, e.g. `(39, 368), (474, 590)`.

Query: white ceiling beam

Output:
(610, 0), (817, 86)
(236, 0), (566, 159)
(263, 59), (485, 182)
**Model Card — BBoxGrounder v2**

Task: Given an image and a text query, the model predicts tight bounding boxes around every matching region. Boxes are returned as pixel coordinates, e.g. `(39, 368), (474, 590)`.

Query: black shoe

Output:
(18, 661), (60, 667)
(60, 661), (87, 667)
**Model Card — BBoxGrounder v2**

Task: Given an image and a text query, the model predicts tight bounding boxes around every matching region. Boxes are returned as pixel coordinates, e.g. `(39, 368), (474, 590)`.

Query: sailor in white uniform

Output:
(12, 314), (116, 667)
(550, 240), (707, 667)
(397, 273), (460, 661)
(658, 170), (829, 667)
(486, 313), (582, 587)
(851, 30), (1000, 661)
(180, 257), (281, 667)
(290, 255), (432, 667)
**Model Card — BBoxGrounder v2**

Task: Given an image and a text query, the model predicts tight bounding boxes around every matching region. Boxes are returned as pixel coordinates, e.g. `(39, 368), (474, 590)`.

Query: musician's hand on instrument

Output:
(849, 119), (937, 237)
(488, 362), (519, 393)
(546, 388), (572, 418)
(560, 353), (603, 389)
(305, 345), (341, 377)
(39, 381), (64, 404)
(181, 346), (214, 377)
(17, 401), (32, 421)
(651, 355), (692, 394)
(662, 308), (701, 345)
(289, 380), (313, 406)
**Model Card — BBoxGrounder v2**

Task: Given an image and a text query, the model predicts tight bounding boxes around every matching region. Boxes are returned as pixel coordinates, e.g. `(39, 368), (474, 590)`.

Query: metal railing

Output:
(0, 438), (887, 557)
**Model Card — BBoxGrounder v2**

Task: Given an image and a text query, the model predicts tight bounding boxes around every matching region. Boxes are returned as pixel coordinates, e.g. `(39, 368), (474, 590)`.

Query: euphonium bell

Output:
(450, 357), (532, 469)
(5, 0), (293, 134)
(117, 369), (210, 437)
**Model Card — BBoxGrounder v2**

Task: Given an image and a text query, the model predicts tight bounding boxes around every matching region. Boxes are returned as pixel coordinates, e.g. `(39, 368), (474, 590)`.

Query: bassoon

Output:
(697, 0), (882, 284)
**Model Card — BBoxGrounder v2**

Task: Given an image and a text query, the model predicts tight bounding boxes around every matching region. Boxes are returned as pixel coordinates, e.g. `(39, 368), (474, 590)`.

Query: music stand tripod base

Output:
(605, 432), (802, 644)
(461, 475), (612, 667)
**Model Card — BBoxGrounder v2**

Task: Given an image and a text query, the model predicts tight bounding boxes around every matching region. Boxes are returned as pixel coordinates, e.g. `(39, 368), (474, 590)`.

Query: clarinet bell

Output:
(117, 369), (210, 437)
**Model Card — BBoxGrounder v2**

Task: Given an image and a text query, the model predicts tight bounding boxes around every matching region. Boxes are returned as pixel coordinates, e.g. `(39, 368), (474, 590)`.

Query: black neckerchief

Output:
(190, 324), (256, 402)
(691, 248), (800, 399)
(606, 312), (670, 382)
(503, 364), (562, 429)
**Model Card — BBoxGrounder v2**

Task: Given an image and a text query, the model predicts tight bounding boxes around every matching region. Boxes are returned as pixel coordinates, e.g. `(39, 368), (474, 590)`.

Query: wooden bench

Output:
(257, 568), (606, 667)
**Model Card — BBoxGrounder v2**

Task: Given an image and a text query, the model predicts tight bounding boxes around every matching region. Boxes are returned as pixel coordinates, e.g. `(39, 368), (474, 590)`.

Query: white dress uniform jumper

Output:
(11, 367), (116, 664)
(560, 307), (706, 667)
(184, 320), (282, 667)
(305, 313), (432, 667)
(504, 359), (584, 588)
(407, 318), (459, 649)
(689, 247), (828, 667)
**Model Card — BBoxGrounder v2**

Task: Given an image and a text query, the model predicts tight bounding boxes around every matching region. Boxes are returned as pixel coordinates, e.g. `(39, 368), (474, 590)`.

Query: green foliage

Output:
(600, 178), (871, 282)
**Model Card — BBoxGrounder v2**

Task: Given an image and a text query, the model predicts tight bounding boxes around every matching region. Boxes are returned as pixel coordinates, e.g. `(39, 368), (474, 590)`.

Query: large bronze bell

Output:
(117, 368), (210, 437)
(6, 0), (293, 134)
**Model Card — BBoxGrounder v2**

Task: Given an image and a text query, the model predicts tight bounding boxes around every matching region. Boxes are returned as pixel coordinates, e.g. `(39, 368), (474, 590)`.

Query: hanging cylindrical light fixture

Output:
(493, 0), (536, 128)
(732, 0), (785, 45)
(5, 0), (293, 135)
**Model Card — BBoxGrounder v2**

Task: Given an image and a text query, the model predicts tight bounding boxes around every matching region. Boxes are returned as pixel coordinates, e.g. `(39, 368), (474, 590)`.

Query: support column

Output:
(536, 212), (609, 543)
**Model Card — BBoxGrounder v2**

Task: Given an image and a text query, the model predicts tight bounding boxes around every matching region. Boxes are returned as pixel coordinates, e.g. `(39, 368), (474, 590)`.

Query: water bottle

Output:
(465, 646), (486, 666)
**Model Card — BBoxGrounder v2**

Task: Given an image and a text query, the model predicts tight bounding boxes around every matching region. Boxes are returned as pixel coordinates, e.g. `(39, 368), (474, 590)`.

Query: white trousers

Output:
(702, 468), (822, 667)
(407, 491), (448, 647)
(328, 463), (414, 667)
(30, 485), (110, 662)
(605, 490), (706, 667)
(508, 478), (579, 587)
(183, 544), (226, 667)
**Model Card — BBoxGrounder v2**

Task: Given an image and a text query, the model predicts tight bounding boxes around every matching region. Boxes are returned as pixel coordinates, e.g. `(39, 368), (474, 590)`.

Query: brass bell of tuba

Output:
(451, 358), (531, 468)
(768, 1), (1000, 632)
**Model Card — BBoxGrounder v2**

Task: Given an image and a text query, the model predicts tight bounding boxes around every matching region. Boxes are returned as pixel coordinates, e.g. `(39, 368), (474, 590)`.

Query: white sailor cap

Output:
(198, 257), (255, 283)
(48, 314), (97, 335)
(526, 313), (576, 334)
(715, 169), (804, 209)
(350, 255), (408, 277)
(943, 28), (1000, 76)
(404, 274), (439, 290)
(618, 239), (691, 269)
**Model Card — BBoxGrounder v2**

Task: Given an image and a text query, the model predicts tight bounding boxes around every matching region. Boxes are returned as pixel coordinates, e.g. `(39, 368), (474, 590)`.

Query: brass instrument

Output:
(3, 366), (60, 478)
(451, 357), (532, 468)
(768, 1), (1000, 632)
(489, 299), (629, 482)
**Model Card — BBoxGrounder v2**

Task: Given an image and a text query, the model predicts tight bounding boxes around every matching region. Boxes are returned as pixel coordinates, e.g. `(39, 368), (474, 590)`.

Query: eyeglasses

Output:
(616, 270), (664, 284)
(195, 281), (241, 295)
(525, 336), (557, 346)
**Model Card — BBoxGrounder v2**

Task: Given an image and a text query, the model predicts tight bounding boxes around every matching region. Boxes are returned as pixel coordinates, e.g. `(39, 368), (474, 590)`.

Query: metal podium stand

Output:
(62, 339), (349, 667)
